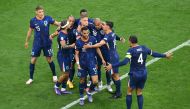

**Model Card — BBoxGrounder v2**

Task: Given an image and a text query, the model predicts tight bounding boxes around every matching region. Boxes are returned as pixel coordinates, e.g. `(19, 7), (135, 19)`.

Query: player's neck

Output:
(131, 44), (139, 48)
(36, 15), (45, 20)
(105, 29), (112, 34)
(81, 36), (89, 42)
(61, 30), (67, 34)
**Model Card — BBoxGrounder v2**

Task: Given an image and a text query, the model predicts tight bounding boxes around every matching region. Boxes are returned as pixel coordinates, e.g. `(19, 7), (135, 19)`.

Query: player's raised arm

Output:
(25, 27), (33, 48)
(53, 20), (61, 26)
(148, 48), (173, 59)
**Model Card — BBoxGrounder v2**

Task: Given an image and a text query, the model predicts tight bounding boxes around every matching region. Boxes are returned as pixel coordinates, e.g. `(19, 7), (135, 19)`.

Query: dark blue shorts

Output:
(31, 45), (53, 57)
(77, 60), (97, 78)
(57, 52), (71, 72)
(110, 52), (119, 74)
(128, 70), (147, 89)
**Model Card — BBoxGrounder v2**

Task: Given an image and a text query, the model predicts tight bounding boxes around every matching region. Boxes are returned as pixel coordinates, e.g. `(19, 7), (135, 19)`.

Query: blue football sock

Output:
(137, 95), (143, 109)
(115, 80), (121, 95)
(79, 82), (85, 98)
(62, 80), (67, 89)
(29, 63), (35, 79)
(55, 82), (61, 87)
(97, 65), (101, 82)
(126, 95), (132, 109)
(49, 61), (56, 76)
(69, 68), (75, 82)
(106, 71), (111, 85)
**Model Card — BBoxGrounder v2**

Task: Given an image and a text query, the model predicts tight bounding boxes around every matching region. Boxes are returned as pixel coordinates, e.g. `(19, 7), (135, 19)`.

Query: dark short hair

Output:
(81, 26), (89, 32)
(35, 5), (43, 11)
(80, 9), (87, 14)
(105, 21), (114, 29)
(129, 35), (138, 43)
(60, 20), (68, 29)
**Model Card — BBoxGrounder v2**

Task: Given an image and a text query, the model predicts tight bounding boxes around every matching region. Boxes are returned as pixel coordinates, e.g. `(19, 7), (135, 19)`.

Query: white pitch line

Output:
(61, 40), (190, 109)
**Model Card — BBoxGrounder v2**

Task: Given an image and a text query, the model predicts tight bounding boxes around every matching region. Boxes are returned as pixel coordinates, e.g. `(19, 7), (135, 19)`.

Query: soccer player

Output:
(105, 35), (173, 109)
(92, 18), (126, 91)
(50, 15), (77, 89)
(84, 21), (122, 99)
(92, 18), (112, 91)
(54, 20), (75, 95)
(75, 26), (105, 105)
(25, 6), (60, 85)
(74, 9), (94, 26)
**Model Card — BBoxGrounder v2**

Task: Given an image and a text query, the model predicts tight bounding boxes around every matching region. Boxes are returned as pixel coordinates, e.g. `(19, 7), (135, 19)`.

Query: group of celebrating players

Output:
(25, 5), (172, 109)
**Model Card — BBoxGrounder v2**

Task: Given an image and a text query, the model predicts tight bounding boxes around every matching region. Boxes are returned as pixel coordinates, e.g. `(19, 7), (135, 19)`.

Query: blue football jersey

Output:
(126, 45), (151, 71)
(30, 16), (55, 47)
(103, 32), (117, 52)
(76, 36), (97, 64)
(57, 32), (70, 56)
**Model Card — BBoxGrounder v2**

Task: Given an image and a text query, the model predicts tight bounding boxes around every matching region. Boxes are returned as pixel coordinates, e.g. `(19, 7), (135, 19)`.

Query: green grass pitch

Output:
(0, 0), (189, 109)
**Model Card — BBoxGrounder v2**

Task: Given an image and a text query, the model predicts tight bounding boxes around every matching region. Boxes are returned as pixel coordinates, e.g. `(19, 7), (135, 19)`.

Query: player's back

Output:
(128, 45), (149, 72)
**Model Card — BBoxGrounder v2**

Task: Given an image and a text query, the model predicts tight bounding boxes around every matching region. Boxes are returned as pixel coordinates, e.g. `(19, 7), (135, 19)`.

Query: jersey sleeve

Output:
(30, 19), (35, 29)
(103, 34), (109, 43)
(59, 33), (67, 42)
(145, 46), (153, 55)
(145, 46), (166, 57)
(48, 16), (55, 24)
(75, 40), (81, 51)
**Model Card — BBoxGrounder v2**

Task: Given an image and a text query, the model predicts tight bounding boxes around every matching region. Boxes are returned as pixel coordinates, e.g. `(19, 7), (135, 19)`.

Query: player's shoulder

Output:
(30, 17), (36, 22)
(90, 36), (96, 40)
(44, 15), (52, 18)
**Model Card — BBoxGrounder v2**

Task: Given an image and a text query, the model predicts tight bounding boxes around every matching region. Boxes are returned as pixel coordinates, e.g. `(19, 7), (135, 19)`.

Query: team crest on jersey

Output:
(93, 30), (97, 36)
(44, 21), (48, 26)
(100, 30), (104, 35)
(88, 42), (92, 45)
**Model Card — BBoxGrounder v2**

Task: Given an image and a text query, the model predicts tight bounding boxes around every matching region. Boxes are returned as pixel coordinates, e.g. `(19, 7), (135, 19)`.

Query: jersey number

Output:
(138, 53), (144, 64)
(35, 26), (40, 31)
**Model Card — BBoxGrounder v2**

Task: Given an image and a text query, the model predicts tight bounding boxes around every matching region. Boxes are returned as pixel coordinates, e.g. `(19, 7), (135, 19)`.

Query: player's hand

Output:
(49, 35), (53, 40)
(105, 64), (112, 71)
(77, 65), (81, 70)
(102, 60), (106, 66)
(24, 42), (29, 49)
(120, 37), (126, 43)
(70, 43), (75, 48)
(166, 52), (173, 59)
(83, 44), (91, 49)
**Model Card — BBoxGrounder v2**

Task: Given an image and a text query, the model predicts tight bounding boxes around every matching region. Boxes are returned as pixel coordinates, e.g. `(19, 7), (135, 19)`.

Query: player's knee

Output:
(80, 78), (85, 83)
(31, 57), (37, 64)
(92, 79), (98, 85)
(137, 88), (143, 95)
(127, 87), (133, 95)
(112, 73), (120, 80)
(46, 57), (52, 63)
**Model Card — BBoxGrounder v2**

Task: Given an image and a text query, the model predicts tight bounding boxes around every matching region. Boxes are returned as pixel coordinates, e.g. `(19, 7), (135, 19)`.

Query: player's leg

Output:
(67, 54), (75, 89)
(136, 88), (143, 109)
(96, 56), (103, 89)
(26, 47), (41, 85)
(43, 46), (57, 82)
(54, 54), (71, 95)
(126, 76), (135, 109)
(87, 67), (98, 103)
(78, 69), (87, 105)
(111, 69), (122, 98)
(106, 70), (113, 92)
(135, 70), (147, 109)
